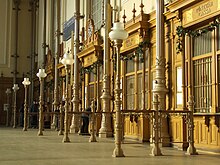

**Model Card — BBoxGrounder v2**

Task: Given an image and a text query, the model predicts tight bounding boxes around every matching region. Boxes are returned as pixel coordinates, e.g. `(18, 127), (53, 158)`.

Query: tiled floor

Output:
(0, 127), (219, 165)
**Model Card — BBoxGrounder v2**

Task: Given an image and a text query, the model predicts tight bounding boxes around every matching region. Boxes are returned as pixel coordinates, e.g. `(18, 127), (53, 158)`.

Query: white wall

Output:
(66, 0), (75, 21)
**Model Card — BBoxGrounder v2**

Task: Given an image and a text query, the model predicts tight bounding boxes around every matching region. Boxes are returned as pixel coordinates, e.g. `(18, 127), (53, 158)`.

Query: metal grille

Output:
(193, 57), (212, 113)
(126, 75), (135, 110)
(89, 84), (94, 105)
(126, 59), (135, 73)
(89, 72), (94, 82)
(145, 73), (148, 109)
(137, 74), (142, 109)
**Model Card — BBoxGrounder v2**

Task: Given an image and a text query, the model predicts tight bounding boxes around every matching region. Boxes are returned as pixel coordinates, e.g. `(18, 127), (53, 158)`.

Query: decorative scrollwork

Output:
(80, 60), (103, 76)
(176, 17), (220, 53)
(120, 40), (150, 62)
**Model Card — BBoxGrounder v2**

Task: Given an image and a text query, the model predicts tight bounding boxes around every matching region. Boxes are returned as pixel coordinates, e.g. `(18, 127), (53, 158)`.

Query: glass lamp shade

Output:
(109, 22), (128, 41)
(12, 84), (19, 91)
(37, 69), (47, 78)
(22, 78), (31, 86)
(61, 52), (74, 66)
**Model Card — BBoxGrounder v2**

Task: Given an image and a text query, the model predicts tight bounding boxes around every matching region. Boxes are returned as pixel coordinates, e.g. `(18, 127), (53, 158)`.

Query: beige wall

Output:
(0, 0), (31, 78)
(38, 0), (45, 67)
(17, 0), (31, 77)
(0, 0), (11, 71)
(120, 0), (154, 21)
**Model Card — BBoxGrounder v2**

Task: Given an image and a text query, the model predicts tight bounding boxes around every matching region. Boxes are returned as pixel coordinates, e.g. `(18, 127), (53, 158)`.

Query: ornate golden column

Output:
(99, 0), (112, 138)
(186, 96), (198, 155)
(58, 102), (64, 135)
(70, 0), (81, 133)
(182, 33), (189, 150)
(51, 0), (61, 130)
(89, 100), (97, 142)
(150, 94), (162, 156)
(152, 0), (170, 147)
(185, 33), (197, 155)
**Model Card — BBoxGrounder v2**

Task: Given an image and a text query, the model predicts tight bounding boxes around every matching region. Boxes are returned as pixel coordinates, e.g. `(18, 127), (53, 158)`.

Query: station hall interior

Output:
(0, 0), (220, 164)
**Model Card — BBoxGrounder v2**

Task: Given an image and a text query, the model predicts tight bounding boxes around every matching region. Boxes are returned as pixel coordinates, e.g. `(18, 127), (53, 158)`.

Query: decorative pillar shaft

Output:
(6, 90), (10, 127)
(13, 90), (17, 128)
(150, 94), (162, 156)
(182, 34), (189, 150)
(23, 86), (28, 131)
(38, 78), (44, 136)
(89, 100), (97, 142)
(112, 40), (124, 157)
(58, 103), (64, 135)
(99, 0), (112, 138)
(70, 0), (80, 133)
(152, 0), (170, 146)
(52, 0), (61, 129)
(186, 96), (198, 155)
(63, 67), (70, 142)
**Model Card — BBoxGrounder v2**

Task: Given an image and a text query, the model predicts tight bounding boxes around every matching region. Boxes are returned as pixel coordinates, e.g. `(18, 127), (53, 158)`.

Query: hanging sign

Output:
(63, 17), (75, 41)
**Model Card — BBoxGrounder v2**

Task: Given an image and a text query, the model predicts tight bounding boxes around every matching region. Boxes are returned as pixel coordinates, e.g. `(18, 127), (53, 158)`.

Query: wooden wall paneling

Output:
(0, 77), (13, 125)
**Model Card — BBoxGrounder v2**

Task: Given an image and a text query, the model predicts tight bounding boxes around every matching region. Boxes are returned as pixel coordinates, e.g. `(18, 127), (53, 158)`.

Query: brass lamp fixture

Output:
(36, 69), (47, 136)
(22, 78), (31, 131)
(5, 88), (11, 127)
(61, 51), (74, 142)
(12, 84), (19, 128)
(109, 22), (128, 157)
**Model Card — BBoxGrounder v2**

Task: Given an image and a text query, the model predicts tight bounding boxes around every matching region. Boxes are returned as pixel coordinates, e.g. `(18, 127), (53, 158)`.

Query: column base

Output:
(150, 144), (163, 156)
(112, 147), (124, 157)
(38, 131), (43, 136)
(58, 130), (64, 135)
(70, 126), (79, 133)
(89, 135), (97, 142)
(62, 136), (70, 143)
(51, 123), (56, 130)
(186, 144), (198, 155)
(182, 142), (189, 151)
(99, 126), (113, 138)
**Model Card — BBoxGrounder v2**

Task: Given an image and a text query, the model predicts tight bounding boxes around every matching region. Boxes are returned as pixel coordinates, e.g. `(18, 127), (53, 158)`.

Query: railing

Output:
(24, 95), (197, 156)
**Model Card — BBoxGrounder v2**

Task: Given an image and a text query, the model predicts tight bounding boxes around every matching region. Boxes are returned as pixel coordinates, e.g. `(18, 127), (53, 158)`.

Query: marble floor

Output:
(0, 127), (219, 165)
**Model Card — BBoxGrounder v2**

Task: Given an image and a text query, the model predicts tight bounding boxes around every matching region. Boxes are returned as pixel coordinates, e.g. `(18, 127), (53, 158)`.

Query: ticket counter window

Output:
(193, 30), (212, 113)
(126, 76), (135, 110)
